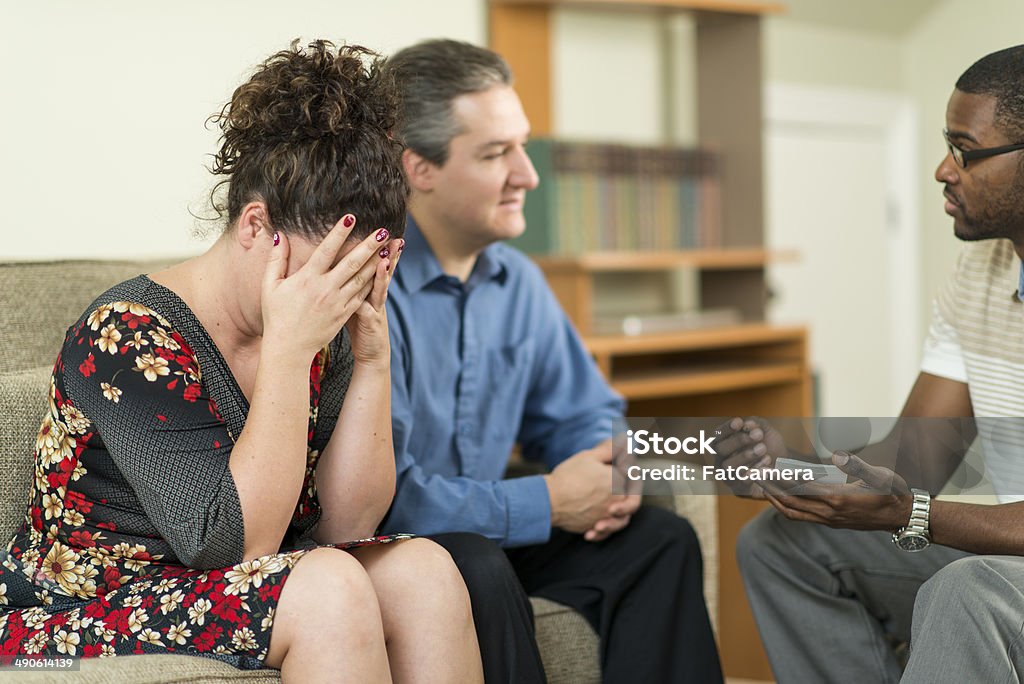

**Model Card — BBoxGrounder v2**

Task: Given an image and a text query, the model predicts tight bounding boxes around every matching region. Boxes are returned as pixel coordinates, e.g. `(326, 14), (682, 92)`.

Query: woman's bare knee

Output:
(361, 539), (473, 620)
(265, 548), (382, 669)
(408, 539), (472, 611)
(356, 540), (482, 682)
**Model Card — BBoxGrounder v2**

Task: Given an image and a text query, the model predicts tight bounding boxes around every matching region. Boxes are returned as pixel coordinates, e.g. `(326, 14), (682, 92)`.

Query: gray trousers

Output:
(738, 509), (1024, 683)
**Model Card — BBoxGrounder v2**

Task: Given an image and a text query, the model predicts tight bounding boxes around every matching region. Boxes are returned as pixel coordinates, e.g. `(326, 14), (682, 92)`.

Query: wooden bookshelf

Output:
(491, 1), (796, 679)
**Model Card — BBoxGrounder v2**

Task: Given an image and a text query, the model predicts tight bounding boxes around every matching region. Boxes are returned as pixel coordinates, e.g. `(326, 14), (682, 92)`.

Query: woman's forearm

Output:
(230, 345), (311, 560)
(314, 360), (396, 542)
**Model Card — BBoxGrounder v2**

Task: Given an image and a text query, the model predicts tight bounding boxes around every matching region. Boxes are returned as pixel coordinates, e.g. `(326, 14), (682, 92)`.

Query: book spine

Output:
(513, 139), (555, 254)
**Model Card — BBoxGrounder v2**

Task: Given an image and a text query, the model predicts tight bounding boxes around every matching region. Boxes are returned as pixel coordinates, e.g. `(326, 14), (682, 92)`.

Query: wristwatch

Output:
(892, 488), (931, 552)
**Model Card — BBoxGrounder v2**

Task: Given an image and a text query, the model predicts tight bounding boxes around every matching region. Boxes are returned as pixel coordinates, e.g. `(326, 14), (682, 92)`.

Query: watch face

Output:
(897, 533), (929, 552)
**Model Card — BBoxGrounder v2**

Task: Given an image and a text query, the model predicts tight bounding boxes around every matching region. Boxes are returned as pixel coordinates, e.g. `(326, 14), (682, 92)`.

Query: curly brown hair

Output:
(209, 39), (407, 241)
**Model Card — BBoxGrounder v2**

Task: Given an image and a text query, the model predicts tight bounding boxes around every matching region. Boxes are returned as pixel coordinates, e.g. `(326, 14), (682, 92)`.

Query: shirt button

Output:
(459, 424), (472, 436)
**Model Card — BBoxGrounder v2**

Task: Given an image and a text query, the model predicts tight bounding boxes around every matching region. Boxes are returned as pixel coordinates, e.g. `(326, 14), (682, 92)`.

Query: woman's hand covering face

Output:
(260, 214), (401, 361)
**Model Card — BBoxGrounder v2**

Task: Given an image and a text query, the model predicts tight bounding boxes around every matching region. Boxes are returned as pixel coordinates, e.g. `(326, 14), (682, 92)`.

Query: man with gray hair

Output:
(379, 39), (722, 683)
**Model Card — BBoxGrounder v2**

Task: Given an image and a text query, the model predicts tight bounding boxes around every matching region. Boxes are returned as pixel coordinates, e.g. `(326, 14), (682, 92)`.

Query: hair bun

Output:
(206, 38), (408, 243)
(210, 39), (399, 174)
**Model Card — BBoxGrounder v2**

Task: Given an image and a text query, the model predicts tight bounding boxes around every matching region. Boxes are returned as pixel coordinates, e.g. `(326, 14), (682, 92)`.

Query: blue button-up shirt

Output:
(380, 218), (625, 547)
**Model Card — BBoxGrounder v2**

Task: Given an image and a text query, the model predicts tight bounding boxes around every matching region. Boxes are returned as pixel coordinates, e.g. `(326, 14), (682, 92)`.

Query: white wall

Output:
(764, 18), (905, 93)
(3, 0), (483, 261)
(10, 1), (1024, 361)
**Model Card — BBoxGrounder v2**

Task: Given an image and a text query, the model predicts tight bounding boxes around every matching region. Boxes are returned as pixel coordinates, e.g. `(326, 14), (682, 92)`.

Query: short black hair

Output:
(956, 45), (1024, 141)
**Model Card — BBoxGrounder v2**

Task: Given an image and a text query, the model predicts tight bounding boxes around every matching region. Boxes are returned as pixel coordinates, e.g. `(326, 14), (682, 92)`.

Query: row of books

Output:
(514, 139), (722, 255)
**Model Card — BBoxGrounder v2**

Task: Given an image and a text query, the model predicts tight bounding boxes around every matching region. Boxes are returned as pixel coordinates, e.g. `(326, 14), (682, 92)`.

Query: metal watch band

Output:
(905, 488), (931, 534)
(892, 488), (931, 551)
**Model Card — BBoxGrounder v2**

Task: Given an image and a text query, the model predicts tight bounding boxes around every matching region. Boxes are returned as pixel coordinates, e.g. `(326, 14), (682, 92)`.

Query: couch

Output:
(0, 259), (718, 683)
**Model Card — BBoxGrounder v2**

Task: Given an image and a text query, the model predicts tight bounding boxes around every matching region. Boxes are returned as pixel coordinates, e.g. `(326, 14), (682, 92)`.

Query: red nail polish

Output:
(379, 247), (390, 259)
(343, 214), (355, 228)
(375, 228), (389, 242)
(273, 232), (280, 247)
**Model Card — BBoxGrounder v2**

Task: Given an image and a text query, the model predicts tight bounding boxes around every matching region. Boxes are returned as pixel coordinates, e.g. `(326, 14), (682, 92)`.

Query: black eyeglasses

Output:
(944, 129), (1024, 169)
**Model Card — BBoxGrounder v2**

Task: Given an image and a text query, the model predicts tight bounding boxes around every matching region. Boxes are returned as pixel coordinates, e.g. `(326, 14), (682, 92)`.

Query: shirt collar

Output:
(396, 215), (508, 292)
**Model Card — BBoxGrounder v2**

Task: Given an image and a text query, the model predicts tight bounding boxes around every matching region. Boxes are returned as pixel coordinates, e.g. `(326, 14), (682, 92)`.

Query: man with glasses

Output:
(718, 45), (1024, 683)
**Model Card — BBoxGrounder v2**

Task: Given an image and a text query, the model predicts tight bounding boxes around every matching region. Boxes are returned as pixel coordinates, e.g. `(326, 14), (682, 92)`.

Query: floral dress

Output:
(0, 276), (411, 668)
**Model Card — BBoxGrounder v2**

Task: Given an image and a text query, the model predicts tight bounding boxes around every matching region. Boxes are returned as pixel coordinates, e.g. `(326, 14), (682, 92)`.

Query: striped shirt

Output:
(921, 238), (1024, 502)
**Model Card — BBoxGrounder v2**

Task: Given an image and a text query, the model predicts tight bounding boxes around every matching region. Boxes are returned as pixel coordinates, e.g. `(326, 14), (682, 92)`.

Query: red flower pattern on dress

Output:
(79, 354), (96, 378)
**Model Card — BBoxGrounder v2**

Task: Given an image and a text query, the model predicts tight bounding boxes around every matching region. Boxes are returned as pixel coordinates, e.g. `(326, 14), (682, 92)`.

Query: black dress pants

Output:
(433, 507), (722, 684)
(431, 532), (548, 684)
(506, 506), (723, 684)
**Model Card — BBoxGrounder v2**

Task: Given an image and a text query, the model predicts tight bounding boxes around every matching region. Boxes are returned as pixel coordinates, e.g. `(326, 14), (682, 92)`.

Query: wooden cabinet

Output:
(489, 1), (800, 679)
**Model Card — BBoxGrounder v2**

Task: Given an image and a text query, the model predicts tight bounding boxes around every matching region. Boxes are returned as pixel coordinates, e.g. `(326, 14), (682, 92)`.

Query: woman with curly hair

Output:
(0, 39), (483, 683)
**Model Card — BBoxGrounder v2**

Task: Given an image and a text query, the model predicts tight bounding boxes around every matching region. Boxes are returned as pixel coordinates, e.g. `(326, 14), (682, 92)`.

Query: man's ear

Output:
(234, 201), (271, 249)
(403, 148), (439, 193)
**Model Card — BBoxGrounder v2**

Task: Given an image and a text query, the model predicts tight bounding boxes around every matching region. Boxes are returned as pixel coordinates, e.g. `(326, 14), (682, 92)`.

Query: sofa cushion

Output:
(531, 597), (601, 684)
(0, 366), (51, 539)
(0, 260), (176, 373)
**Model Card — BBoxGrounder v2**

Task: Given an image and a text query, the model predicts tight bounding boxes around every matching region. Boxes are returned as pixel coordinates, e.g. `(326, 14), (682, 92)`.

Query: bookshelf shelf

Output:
(490, 0), (785, 17)
(586, 322), (806, 354)
(535, 248), (798, 272)
(612, 362), (804, 399)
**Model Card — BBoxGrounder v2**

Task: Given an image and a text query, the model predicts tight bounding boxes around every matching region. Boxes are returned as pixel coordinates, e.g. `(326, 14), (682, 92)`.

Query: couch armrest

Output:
(630, 459), (719, 635)
(0, 366), (52, 539)
(672, 493), (718, 635)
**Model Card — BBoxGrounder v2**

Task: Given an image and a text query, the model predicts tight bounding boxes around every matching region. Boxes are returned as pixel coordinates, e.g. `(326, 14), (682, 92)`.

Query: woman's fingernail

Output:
(375, 228), (389, 242)
(379, 247), (390, 259)
(753, 443), (767, 456)
(273, 232), (280, 247)
(834, 451), (850, 466)
(342, 214), (355, 228)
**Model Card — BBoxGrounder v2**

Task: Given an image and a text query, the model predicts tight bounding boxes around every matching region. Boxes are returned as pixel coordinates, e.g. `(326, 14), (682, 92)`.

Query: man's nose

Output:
(510, 147), (540, 190)
(935, 150), (960, 184)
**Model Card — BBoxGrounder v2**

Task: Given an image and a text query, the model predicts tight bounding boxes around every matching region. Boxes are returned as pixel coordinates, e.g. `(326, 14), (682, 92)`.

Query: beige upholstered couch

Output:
(0, 259), (717, 683)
